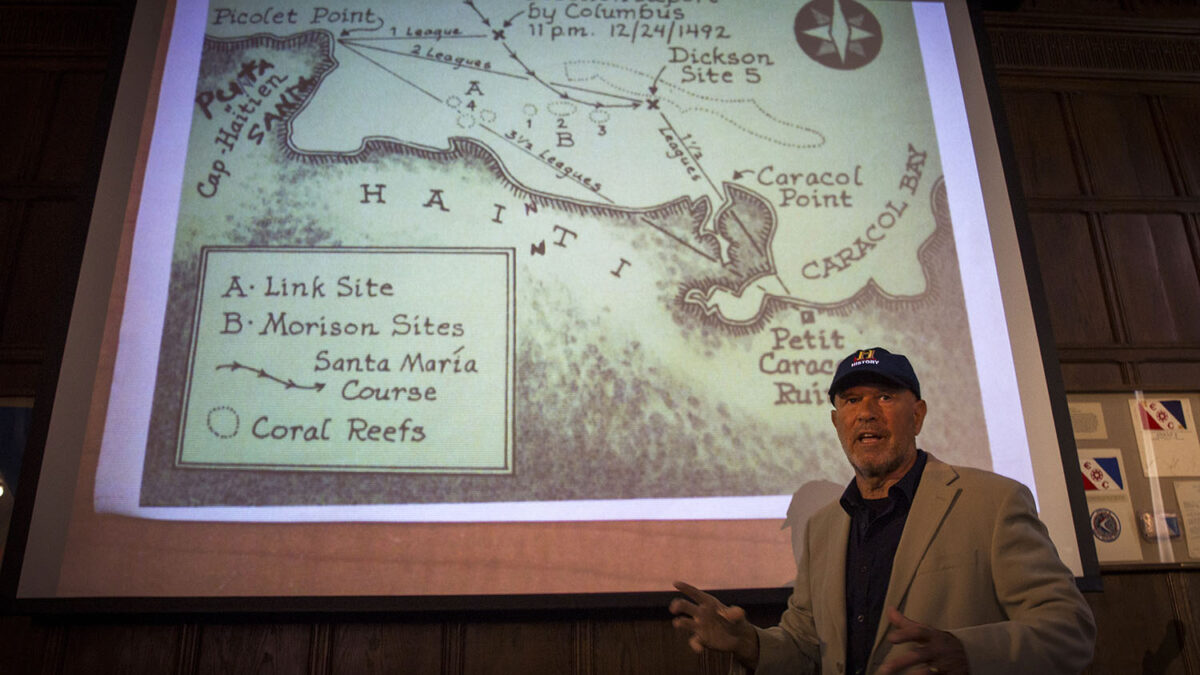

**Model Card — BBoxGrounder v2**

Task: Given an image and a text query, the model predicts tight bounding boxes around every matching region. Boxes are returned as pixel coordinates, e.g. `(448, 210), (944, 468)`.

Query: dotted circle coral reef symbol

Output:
(547, 101), (577, 116)
(794, 0), (883, 71)
(207, 406), (240, 439)
(1090, 508), (1120, 543)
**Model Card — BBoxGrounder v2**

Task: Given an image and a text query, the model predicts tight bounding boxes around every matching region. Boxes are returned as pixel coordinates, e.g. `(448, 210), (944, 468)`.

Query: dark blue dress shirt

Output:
(839, 449), (928, 675)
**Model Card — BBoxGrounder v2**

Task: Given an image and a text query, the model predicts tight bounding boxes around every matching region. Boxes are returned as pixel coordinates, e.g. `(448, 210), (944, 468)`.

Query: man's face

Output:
(830, 382), (927, 482)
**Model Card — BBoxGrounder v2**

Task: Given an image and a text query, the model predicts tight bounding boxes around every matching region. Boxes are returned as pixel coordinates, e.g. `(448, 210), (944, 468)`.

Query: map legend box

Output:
(178, 247), (515, 473)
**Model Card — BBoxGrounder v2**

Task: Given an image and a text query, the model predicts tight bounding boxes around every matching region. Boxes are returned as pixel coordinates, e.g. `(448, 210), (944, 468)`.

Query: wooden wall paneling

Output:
(34, 70), (108, 186)
(984, 13), (1200, 84)
(1084, 208), (1134, 359)
(0, 5), (126, 59)
(193, 621), (313, 675)
(0, 5), (125, 397)
(0, 70), (54, 185)
(576, 619), (592, 675)
(460, 620), (577, 675)
(1157, 95), (1200, 195)
(590, 615), (703, 675)
(1070, 92), (1176, 197)
(57, 622), (184, 674)
(444, 620), (466, 674)
(1166, 571), (1200, 674)
(40, 620), (68, 675)
(177, 623), (201, 675)
(1, 198), (82, 352)
(1151, 95), (1200, 200)
(1100, 213), (1200, 344)
(1134, 361), (1200, 388)
(0, 615), (52, 673)
(1052, 85), (1097, 197)
(697, 650), (733, 675)
(1085, 572), (1191, 675)
(1191, 211), (1200, 274)
(1026, 212), (1115, 344)
(0, 198), (19, 338)
(0, 199), (84, 350)
(0, 66), (113, 396)
(327, 621), (446, 675)
(309, 622), (331, 674)
(999, 89), (1083, 196)
(0, 68), (55, 393)
(0, 195), (14, 250)
(1056, 360), (1129, 389)
(1011, 0), (1126, 15)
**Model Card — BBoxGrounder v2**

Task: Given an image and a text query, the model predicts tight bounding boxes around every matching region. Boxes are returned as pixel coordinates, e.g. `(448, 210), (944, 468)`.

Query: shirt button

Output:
(856, 614), (865, 623)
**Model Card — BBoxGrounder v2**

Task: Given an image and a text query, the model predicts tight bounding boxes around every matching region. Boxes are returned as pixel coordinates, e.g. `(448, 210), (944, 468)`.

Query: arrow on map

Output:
(340, 16), (384, 37)
(503, 10), (524, 27)
(650, 65), (665, 94)
(216, 361), (326, 393)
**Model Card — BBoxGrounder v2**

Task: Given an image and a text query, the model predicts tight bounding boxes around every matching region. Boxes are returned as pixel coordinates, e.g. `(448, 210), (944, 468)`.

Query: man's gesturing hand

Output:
(878, 607), (970, 675)
(669, 581), (760, 668)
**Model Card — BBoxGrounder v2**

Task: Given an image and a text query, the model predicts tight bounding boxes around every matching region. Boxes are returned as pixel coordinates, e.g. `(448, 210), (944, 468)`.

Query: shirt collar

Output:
(839, 449), (928, 514)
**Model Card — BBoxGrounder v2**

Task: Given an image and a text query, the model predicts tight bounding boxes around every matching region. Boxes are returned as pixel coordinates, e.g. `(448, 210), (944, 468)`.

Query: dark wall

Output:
(1, 1), (1199, 673)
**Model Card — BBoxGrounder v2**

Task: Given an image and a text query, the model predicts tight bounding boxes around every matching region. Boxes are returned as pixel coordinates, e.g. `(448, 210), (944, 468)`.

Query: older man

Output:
(670, 347), (1095, 675)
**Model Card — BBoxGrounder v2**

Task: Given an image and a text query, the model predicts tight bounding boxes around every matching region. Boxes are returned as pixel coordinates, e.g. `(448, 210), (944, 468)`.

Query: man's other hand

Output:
(669, 581), (761, 667)
(878, 607), (970, 675)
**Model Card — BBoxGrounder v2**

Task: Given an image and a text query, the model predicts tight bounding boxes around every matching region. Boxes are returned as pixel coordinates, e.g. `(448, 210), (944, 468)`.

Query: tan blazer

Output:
(749, 457), (1095, 675)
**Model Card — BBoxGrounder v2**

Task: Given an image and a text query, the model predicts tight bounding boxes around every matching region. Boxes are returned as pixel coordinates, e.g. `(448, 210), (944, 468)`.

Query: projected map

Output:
(107, 0), (991, 512)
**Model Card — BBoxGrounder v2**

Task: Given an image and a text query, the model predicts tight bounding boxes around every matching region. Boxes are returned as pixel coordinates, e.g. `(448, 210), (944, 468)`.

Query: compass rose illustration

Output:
(794, 0), (883, 70)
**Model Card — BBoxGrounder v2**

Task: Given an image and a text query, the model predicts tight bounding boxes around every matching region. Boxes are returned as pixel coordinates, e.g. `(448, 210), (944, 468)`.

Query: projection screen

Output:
(11, 0), (1094, 604)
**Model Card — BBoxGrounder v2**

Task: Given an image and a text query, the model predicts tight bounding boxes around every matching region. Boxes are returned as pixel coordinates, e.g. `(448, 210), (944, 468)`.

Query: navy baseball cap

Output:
(828, 347), (921, 400)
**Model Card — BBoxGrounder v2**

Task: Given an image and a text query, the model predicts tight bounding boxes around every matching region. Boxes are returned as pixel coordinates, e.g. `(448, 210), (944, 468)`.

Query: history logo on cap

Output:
(828, 346), (920, 400)
(850, 349), (879, 366)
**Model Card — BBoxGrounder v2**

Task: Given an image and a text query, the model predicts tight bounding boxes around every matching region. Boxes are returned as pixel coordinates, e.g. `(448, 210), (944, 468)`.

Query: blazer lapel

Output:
(872, 458), (961, 653)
